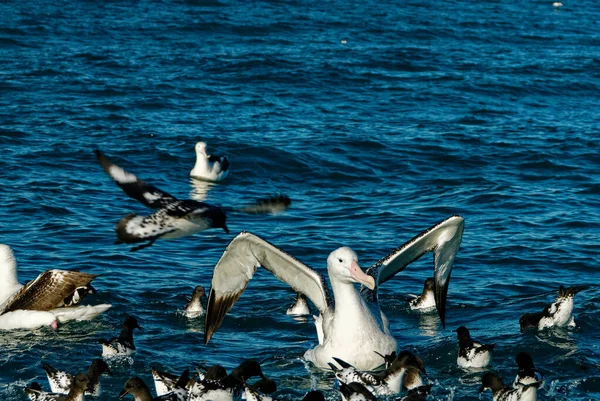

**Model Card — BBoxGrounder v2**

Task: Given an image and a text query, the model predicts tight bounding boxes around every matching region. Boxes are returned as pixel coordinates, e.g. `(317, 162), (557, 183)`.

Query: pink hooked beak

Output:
(350, 260), (376, 290)
(49, 320), (59, 330)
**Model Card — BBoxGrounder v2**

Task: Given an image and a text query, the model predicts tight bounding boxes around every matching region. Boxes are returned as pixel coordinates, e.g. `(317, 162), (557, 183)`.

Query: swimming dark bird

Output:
(330, 351), (426, 396)
(43, 359), (112, 396)
(512, 352), (544, 390)
(190, 141), (230, 182)
(519, 286), (584, 333)
(95, 150), (291, 251)
(120, 371), (188, 401)
(204, 216), (464, 370)
(456, 326), (495, 368)
(188, 360), (272, 401)
(184, 285), (206, 318)
(480, 372), (538, 401)
(99, 315), (142, 356)
(286, 292), (310, 316)
(408, 278), (436, 311)
(338, 382), (377, 401)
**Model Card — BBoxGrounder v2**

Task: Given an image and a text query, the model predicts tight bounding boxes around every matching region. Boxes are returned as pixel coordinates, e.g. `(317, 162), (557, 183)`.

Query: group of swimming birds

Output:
(0, 142), (585, 401)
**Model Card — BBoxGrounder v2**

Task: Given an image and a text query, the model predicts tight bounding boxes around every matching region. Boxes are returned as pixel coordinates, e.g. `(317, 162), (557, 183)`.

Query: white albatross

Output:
(204, 215), (464, 370)
(0, 244), (111, 330)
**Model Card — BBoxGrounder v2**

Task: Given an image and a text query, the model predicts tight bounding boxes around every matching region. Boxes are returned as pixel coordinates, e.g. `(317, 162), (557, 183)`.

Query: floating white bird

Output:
(0, 244), (111, 330)
(95, 150), (291, 252)
(204, 215), (464, 370)
(519, 285), (583, 332)
(190, 142), (230, 182)
(456, 326), (495, 369)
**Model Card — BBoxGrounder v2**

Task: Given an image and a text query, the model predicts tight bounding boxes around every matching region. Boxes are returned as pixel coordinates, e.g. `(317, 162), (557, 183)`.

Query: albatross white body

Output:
(204, 215), (464, 370)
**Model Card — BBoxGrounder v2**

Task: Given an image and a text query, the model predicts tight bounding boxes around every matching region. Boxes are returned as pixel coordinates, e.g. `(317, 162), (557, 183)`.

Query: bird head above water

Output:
(327, 247), (375, 290)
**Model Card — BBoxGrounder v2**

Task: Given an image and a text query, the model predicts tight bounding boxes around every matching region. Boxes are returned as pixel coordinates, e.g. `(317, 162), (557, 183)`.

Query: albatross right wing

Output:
(204, 232), (331, 344)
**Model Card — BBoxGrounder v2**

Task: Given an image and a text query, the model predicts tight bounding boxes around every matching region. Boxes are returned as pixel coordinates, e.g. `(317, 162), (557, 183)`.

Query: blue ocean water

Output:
(1, 0), (599, 399)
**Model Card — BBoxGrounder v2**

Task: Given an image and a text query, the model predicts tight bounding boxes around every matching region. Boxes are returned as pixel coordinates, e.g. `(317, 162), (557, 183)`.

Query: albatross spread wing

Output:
(363, 215), (464, 327)
(204, 232), (331, 344)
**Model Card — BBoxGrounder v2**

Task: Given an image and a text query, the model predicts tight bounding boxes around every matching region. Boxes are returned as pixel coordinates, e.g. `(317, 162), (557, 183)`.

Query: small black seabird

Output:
(330, 351), (426, 396)
(408, 278), (436, 311)
(184, 285), (205, 318)
(43, 359), (112, 396)
(190, 141), (230, 182)
(95, 150), (291, 251)
(456, 326), (495, 369)
(151, 367), (197, 396)
(338, 382), (377, 401)
(512, 352), (544, 389)
(286, 292), (310, 316)
(120, 370), (188, 401)
(480, 372), (538, 401)
(188, 360), (272, 401)
(99, 315), (142, 356)
(519, 285), (584, 333)
(25, 373), (92, 401)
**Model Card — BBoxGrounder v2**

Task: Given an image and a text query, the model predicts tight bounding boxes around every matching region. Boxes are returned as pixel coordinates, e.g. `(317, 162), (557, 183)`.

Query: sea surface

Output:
(0, 0), (599, 400)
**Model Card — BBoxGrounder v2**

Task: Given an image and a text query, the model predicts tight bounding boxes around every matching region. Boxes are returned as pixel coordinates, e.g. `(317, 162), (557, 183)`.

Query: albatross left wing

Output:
(364, 215), (464, 327)
(1, 269), (98, 313)
(204, 232), (331, 344)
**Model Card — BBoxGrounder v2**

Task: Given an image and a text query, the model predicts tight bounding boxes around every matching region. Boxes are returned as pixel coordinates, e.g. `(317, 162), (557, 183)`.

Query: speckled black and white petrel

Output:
(95, 150), (291, 251)
(120, 371), (188, 401)
(338, 382), (377, 401)
(286, 292), (310, 316)
(99, 315), (142, 356)
(183, 285), (206, 318)
(456, 326), (495, 369)
(190, 142), (230, 182)
(43, 359), (112, 396)
(480, 372), (538, 401)
(519, 285), (584, 333)
(151, 368), (196, 396)
(188, 360), (271, 401)
(399, 384), (433, 401)
(512, 352), (544, 390)
(0, 244), (111, 330)
(25, 373), (91, 401)
(330, 351), (426, 396)
(408, 278), (436, 311)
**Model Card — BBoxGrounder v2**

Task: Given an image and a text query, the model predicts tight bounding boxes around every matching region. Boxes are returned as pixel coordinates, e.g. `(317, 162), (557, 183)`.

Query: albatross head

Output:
(327, 247), (375, 290)
(195, 141), (208, 157)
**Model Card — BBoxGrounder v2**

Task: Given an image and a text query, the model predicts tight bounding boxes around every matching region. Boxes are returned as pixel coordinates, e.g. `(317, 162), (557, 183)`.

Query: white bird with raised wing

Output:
(204, 216), (464, 370)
